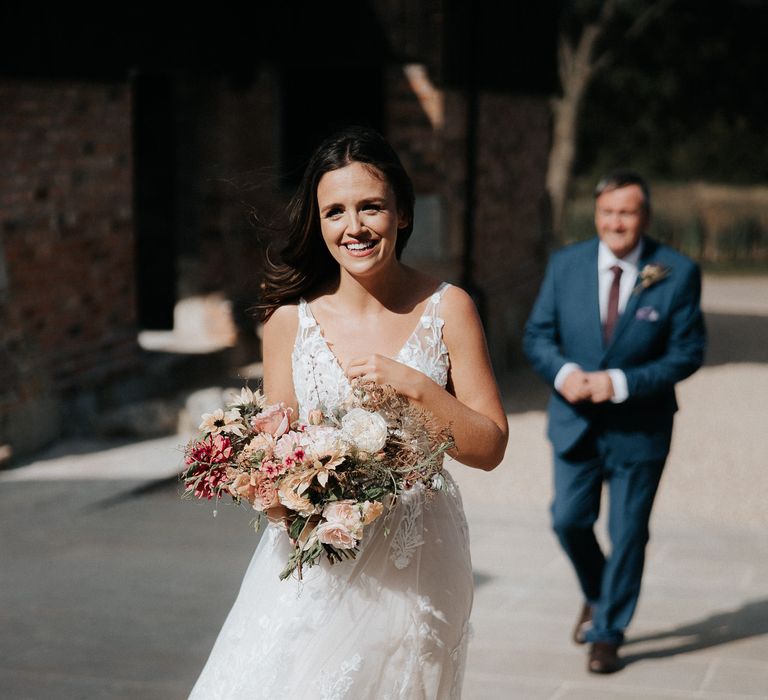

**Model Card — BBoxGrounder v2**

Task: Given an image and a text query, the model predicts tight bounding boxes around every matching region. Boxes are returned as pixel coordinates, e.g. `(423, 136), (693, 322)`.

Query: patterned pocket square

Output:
(636, 306), (659, 322)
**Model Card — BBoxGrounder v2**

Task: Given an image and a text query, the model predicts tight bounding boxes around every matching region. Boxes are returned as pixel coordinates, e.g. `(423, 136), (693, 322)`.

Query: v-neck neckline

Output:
(301, 283), (446, 373)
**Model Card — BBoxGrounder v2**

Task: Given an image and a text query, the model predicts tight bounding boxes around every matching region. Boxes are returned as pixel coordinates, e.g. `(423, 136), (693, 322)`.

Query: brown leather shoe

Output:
(588, 642), (621, 674)
(572, 603), (593, 645)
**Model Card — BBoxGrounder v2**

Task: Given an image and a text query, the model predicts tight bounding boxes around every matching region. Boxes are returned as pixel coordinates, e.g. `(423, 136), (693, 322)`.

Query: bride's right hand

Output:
(345, 353), (431, 401)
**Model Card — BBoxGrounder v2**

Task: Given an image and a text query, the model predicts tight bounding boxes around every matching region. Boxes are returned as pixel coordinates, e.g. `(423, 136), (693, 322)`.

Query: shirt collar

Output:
(598, 238), (644, 272)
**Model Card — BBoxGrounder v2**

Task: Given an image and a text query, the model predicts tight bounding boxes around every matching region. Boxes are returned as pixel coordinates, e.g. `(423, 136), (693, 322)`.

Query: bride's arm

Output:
(346, 287), (508, 471)
(261, 304), (299, 413)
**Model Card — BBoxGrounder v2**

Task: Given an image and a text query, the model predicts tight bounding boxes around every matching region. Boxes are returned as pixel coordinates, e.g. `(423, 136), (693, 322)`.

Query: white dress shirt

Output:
(554, 239), (644, 403)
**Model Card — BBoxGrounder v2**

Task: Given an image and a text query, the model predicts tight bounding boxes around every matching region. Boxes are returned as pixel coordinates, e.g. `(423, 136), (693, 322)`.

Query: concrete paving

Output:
(1, 274), (767, 699)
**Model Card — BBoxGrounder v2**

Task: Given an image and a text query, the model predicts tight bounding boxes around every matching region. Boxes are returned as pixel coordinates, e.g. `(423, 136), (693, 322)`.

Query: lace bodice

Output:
(292, 282), (451, 423)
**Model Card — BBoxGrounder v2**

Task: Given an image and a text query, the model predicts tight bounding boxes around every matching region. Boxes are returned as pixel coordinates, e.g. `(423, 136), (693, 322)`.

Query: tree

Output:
(546, 0), (674, 241)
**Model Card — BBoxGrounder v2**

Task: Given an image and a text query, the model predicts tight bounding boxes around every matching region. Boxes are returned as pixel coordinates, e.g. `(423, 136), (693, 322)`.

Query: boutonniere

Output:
(633, 263), (670, 295)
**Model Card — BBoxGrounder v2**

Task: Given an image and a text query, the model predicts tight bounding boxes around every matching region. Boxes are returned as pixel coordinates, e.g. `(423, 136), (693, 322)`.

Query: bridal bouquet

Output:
(181, 380), (453, 580)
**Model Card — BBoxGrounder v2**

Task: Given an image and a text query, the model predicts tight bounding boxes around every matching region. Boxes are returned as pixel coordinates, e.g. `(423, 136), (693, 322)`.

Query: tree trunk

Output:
(546, 0), (672, 242)
(546, 1), (616, 241)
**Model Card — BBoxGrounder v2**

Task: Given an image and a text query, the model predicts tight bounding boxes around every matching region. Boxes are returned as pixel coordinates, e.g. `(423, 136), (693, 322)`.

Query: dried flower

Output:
(307, 409), (324, 425)
(226, 386), (267, 409)
(360, 500), (384, 525)
(633, 263), (671, 295)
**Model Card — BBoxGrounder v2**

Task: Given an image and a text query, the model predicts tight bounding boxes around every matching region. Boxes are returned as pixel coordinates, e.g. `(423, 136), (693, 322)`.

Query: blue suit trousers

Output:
(551, 432), (666, 645)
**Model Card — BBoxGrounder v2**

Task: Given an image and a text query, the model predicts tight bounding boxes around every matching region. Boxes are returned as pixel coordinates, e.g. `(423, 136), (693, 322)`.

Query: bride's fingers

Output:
(347, 357), (390, 383)
(346, 354), (382, 376)
(345, 357), (367, 377)
(346, 363), (373, 380)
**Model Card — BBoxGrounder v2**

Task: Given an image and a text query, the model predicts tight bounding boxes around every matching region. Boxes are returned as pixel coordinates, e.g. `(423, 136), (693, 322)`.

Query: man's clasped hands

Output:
(560, 369), (615, 404)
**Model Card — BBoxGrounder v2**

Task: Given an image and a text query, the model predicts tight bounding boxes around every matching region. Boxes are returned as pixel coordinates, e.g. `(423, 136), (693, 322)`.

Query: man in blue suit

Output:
(523, 171), (706, 673)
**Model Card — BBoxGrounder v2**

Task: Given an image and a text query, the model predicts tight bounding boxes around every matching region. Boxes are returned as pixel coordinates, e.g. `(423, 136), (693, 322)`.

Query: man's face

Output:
(594, 184), (649, 259)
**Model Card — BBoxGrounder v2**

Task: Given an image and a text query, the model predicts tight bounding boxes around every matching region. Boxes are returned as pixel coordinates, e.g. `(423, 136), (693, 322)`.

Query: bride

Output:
(188, 126), (508, 699)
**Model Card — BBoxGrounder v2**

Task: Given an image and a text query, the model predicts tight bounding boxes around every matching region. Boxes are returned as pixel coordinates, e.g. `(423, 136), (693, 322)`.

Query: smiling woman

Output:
(316, 161), (406, 275)
(189, 126), (508, 699)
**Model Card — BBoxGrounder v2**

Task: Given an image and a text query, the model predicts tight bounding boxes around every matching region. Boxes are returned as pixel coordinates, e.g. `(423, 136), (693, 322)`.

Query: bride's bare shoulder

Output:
(441, 284), (478, 318)
(440, 285), (483, 343)
(262, 302), (299, 339)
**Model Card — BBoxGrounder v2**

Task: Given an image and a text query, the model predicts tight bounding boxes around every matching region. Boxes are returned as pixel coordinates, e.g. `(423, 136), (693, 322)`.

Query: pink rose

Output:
(254, 474), (280, 511)
(251, 404), (293, 437)
(315, 521), (358, 549)
(228, 470), (258, 504)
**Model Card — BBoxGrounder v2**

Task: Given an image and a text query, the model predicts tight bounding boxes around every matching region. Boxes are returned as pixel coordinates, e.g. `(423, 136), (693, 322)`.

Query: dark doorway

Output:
(279, 65), (386, 190)
(132, 72), (177, 330)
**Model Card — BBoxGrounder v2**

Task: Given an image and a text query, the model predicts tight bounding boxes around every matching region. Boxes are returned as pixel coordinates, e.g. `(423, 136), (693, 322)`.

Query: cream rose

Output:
(322, 500), (363, 538)
(314, 521), (358, 549)
(341, 408), (388, 454)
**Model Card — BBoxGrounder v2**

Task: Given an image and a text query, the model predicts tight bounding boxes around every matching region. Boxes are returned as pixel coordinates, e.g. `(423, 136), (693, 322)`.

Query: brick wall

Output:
(474, 94), (551, 373)
(0, 81), (138, 453)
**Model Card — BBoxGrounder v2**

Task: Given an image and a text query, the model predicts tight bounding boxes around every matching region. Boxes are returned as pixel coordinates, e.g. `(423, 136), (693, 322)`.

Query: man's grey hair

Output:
(594, 170), (651, 215)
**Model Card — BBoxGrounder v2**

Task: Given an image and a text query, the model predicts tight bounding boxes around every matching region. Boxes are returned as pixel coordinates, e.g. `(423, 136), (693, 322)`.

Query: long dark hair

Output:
(257, 126), (415, 321)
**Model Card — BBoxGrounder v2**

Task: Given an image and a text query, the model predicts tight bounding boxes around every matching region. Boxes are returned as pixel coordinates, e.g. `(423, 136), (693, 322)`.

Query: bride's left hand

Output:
(345, 354), (429, 401)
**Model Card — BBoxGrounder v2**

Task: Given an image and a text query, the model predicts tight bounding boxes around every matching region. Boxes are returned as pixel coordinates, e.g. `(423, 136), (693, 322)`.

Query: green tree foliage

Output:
(576, 0), (768, 183)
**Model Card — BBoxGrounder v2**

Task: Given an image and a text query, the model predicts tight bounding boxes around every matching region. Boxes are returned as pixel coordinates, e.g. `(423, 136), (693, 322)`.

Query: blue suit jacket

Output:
(523, 237), (706, 460)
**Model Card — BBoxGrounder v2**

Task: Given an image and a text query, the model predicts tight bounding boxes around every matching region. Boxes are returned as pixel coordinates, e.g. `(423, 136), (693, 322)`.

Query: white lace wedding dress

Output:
(189, 283), (473, 700)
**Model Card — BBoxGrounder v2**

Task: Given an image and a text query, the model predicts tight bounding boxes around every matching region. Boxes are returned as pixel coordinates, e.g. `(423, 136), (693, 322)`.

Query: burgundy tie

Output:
(604, 265), (623, 344)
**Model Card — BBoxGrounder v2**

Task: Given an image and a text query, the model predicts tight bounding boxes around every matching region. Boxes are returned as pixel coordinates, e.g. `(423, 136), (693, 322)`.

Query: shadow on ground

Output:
(85, 475), (182, 511)
(622, 598), (768, 665)
(703, 312), (768, 365)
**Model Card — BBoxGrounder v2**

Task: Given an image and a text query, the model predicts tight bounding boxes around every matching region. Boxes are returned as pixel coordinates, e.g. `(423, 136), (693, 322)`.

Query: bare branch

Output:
(593, 0), (677, 74)
(567, 0), (618, 86)
(626, 0), (678, 38)
(558, 35), (575, 85)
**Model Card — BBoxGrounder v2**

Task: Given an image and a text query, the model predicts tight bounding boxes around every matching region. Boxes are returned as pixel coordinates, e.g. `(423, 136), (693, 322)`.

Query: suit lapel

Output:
(603, 237), (658, 351)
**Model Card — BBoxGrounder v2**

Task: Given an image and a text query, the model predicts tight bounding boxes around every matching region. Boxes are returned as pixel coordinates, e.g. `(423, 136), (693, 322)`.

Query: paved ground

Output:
(1, 275), (766, 699)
